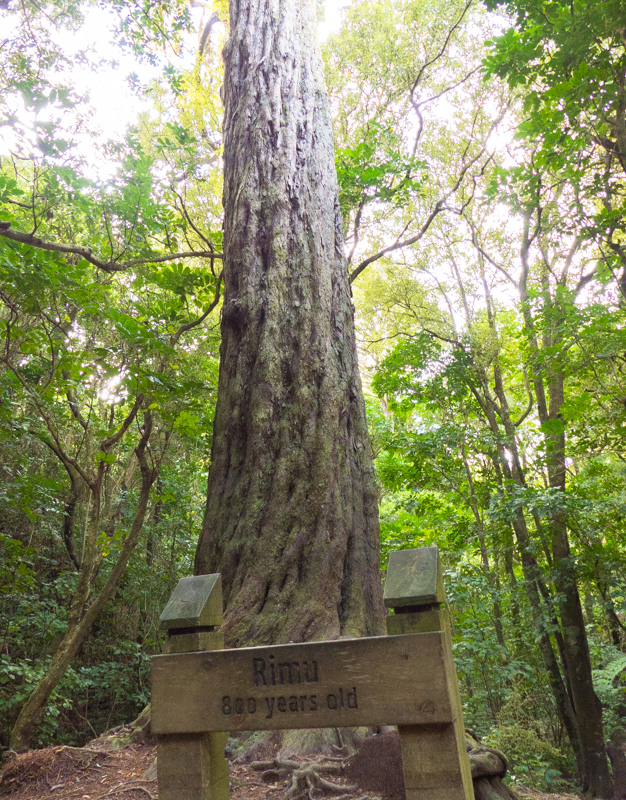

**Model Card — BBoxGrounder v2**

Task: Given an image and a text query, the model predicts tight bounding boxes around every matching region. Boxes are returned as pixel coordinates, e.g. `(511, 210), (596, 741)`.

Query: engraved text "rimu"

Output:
(252, 656), (319, 686)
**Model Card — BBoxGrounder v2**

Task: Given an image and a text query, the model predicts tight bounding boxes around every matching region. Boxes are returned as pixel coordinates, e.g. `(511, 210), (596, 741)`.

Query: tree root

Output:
(93, 786), (156, 800)
(284, 765), (356, 800)
(251, 755), (355, 800)
(56, 745), (113, 760)
(472, 776), (520, 800)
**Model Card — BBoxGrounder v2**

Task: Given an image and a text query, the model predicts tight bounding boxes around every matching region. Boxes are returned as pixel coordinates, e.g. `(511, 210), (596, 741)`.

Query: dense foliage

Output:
(1, 0), (626, 794)
(0, 0), (224, 748)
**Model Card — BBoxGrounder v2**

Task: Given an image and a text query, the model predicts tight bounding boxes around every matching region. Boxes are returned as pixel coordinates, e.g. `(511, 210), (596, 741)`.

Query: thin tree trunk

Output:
(474, 271), (595, 788)
(598, 582), (624, 648)
(549, 512), (611, 796)
(502, 528), (521, 632)
(10, 422), (156, 751)
(195, 0), (385, 645)
(476, 374), (585, 779)
(508, 504), (586, 780)
(461, 442), (506, 653)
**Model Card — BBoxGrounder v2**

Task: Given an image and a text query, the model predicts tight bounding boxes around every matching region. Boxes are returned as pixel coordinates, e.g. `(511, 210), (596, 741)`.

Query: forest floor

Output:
(0, 739), (582, 800)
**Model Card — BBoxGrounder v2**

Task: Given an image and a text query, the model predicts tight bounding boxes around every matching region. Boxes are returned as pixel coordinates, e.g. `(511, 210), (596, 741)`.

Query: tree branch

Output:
(409, 0), (474, 106)
(0, 223), (222, 271)
(350, 201), (445, 282)
(101, 395), (144, 451)
(170, 272), (223, 345)
(350, 106), (506, 284)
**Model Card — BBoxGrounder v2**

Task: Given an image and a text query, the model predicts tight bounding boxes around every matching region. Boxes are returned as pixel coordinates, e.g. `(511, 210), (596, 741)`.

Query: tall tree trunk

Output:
(195, 0), (385, 645)
(502, 527), (521, 632)
(476, 263), (612, 794)
(518, 243), (612, 796)
(472, 360), (585, 779)
(510, 508), (585, 779)
(544, 371), (612, 797)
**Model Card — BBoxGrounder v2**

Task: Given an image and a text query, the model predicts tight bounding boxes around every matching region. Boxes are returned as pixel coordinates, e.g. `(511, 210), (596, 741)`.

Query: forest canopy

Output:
(1, 0), (626, 795)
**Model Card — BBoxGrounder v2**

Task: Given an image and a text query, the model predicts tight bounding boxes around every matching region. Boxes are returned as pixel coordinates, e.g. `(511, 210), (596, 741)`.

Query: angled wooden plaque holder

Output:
(384, 548), (474, 800)
(153, 549), (473, 800)
(157, 574), (230, 800)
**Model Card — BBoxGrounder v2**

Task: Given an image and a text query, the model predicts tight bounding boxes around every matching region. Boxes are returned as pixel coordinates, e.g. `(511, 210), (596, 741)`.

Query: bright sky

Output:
(52, 0), (353, 146)
(319, 0), (351, 42)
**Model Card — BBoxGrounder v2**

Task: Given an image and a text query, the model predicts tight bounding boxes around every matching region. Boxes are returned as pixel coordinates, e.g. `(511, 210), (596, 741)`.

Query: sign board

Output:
(151, 631), (453, 734)
(152, 552), (475, 800)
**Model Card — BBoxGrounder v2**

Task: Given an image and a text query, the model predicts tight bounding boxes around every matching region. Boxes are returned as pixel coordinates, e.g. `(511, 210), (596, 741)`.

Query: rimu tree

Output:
(195, 0), (386, 646)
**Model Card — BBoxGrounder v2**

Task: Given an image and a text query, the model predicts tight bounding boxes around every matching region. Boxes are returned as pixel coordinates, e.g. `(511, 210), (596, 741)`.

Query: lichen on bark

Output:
(195, 0), (385, 645)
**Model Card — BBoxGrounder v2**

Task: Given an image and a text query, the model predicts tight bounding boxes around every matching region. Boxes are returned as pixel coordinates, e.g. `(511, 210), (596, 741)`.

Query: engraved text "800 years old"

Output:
(220, 655), (359, 719)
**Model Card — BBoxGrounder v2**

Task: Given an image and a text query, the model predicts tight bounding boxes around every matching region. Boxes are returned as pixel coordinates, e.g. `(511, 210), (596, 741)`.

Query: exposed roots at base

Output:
(251, 756), (357, 800)
(284, 765), (356, 800)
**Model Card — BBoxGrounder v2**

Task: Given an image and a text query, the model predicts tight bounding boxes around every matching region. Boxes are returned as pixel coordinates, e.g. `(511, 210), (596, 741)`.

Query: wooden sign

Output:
(153, 550), (475, 800)
(152, 631), (453, 734)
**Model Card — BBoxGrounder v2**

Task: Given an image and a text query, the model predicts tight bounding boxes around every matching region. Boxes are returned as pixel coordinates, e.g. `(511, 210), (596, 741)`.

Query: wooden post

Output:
(384, 547), (474, 800)
(156, 574), (230, 800)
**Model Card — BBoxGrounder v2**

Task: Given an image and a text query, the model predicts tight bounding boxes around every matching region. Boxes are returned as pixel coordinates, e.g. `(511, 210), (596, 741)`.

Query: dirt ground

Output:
(0, 741), (582, 800)
(514, 792), (580, 800)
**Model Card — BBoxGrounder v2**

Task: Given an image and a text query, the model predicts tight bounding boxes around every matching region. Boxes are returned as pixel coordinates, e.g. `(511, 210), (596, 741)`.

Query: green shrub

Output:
(488, 722), (569, 792)
(590, 643), (626, 745)
(485, 691), (577, 792)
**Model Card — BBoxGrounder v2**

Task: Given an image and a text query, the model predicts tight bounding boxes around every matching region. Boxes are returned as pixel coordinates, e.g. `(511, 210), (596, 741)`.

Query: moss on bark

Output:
(195, 0), (385, 645)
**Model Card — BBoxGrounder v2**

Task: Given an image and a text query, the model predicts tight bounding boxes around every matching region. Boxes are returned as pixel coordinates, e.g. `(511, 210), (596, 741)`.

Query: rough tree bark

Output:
(195, 0), (386, 645)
